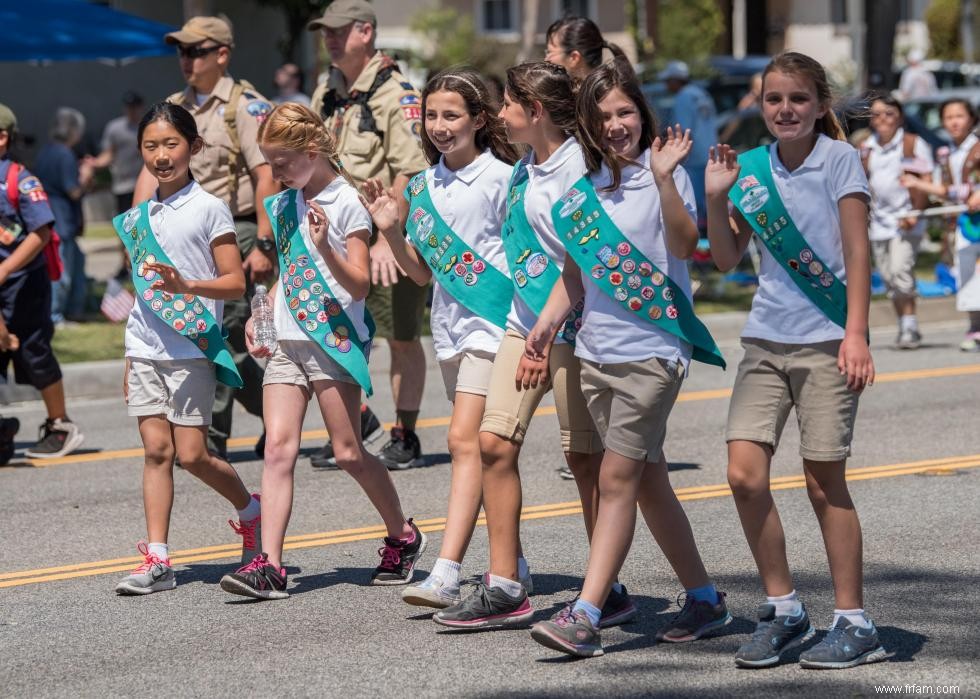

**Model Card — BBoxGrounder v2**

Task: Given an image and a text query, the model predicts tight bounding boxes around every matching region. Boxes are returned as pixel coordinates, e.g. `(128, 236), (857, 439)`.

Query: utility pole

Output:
(962, 0), (975, 63)
(732, 0), (746, 59)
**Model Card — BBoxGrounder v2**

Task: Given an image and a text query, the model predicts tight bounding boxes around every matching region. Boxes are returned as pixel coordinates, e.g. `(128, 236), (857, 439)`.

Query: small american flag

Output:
(100, 278), (135, 323)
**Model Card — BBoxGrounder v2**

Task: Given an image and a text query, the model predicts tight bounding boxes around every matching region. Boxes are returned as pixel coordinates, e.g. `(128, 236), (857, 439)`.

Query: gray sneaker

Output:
(433, 580), (533, 629)
(657, 590), (732, 642)
(114, 543), (176, 595)
(799, 616), (887, 669)
(897, 329), (922, 350)
(402, 573), (461, 609)
(530, 606), (603, 657)
(734, 603), (816, 668)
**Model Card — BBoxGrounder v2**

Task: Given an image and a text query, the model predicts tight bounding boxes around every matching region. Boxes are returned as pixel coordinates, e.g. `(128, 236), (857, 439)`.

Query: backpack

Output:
(221, 78), (259, 202)
(862, 132), (929, 212)
(319, 58), (399, 139)
(4, 162), (63, 282)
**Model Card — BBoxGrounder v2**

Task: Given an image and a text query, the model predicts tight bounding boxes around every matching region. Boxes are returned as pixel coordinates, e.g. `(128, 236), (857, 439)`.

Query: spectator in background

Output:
(899, 49), (937, 100)
(661, 60), (717, 227)
(88, 91), (145, 279)
(272, 62), (311, 106)
(35, 107), (93, 325)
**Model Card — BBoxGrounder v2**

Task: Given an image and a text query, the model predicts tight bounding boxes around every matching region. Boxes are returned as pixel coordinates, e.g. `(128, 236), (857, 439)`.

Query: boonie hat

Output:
(308, 0), (377, 30)
(0, 103), (17, 133)
(659, 60), (690, 81)
(165, 16), (234, 47)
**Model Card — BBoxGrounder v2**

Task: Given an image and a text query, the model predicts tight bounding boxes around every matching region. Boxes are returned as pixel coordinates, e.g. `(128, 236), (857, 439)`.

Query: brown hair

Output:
(505, 62), (577, 137)
(257, 102), (356, 189)
(576, 59), (657, 191)
(762, 51), (847, 141)
(545, 16), (627, 73)
(420, 67), (520, 166)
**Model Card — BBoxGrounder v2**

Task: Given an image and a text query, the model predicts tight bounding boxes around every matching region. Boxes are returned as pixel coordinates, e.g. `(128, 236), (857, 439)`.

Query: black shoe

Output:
(370, 519), (427, 585)
(378, 427), (423, 471)
(254, 431), (266, 459)
(219, 553), (289, 600)
(24, 418), (84, 459)
(310, 405), (383, 469)
(600, 584), (638, 628)
(0, 416), (20, 465)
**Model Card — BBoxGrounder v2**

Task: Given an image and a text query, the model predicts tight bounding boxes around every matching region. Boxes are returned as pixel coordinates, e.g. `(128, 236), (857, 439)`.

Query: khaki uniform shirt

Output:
(311, 52), (428, 190)
(167, 75), (271, 217)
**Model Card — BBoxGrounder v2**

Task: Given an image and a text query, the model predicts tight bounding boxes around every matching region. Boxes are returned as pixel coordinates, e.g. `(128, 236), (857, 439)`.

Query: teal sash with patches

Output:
(730, 146), (848, 329)
(113, 203), (242, 388)
(265, 189), (375, 396)
(404, 172), (512, 328)
(552, 178), (725, 368)
(502, 159), (581, 342)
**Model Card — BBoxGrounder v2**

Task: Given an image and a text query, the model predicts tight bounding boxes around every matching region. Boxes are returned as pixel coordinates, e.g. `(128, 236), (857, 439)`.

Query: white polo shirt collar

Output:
(769, 133), (832, 175)
(434, 149), (495, 186)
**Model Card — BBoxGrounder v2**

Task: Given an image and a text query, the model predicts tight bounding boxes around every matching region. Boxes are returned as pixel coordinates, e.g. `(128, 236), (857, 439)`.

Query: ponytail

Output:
(763, 51), (848, 142)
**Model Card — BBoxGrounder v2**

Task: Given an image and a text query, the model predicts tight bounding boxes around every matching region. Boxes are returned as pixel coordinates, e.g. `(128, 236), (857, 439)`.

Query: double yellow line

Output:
(2, 452), (977, 590)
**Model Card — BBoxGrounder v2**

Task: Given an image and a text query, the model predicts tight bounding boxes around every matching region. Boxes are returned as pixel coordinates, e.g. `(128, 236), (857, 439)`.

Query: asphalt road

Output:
(1, 320), (978, 698)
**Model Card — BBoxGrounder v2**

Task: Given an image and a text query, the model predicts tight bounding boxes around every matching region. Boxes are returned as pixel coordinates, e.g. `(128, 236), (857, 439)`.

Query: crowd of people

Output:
(1, 0), (978, 668)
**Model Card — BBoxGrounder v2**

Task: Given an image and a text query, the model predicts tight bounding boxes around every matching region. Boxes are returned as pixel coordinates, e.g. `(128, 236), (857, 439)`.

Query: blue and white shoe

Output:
(734, 603), (816, 668)
(799, 616), (887, 669)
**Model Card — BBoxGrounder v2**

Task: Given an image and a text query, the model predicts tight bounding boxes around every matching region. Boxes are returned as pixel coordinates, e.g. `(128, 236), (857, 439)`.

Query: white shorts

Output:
(438, 349), (495, 401)
(126, 358), (215, 426)
(955, 242), (980, 312)
(262, 339), (365, 393)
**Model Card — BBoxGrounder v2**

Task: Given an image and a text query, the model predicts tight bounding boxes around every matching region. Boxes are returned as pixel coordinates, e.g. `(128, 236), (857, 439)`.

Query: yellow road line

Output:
(6, 362), (979, 471)
(2, 453), (977, 590)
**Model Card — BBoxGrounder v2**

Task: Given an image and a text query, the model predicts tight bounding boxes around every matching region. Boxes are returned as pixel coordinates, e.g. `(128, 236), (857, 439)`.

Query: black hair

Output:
(545, 16), (627, 72)
(939, 97), (978, 127)
(137, 102), (202, 178)
(869, 92), (905, 118)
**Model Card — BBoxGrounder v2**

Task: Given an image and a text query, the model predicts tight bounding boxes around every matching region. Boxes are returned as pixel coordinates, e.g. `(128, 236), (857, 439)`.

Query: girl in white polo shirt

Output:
(218, 103), (425, 600)
(706, 52), (885, 670)
(522, 59), (730, 658)
(861, 93), (933, 349)
(114, 103), (260, 595)
(433, 62), (607, 631)
(359, 68), (532, 609)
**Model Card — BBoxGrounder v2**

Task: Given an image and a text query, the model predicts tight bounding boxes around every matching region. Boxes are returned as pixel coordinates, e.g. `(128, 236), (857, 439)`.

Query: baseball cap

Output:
(0, 103), (17, 133)
(659, 60), (690, 81)
(165, 16), (234, 47)
(308, 0), (377, 31)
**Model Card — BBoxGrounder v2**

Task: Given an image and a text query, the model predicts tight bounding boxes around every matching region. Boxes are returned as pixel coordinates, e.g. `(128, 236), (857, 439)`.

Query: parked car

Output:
(902, 88), (980, 141)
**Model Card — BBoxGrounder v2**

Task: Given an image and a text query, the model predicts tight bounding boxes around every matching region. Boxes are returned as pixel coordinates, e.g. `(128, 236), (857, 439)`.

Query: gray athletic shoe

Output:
(433, 580), (533, 629)
(114, 543), (176, 595)
(657, 590), (732, 642)
(799, 616), (887, 669)
(402, 573), (461, 609)
(734, 603), (816, 668)
(897, 329), (922, 350)
(530, 606), (603, 657)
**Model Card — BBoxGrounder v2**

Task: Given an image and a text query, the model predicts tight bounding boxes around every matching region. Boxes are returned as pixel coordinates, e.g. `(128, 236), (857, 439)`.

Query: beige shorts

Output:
(126, 358), (215, 426)
(480, 330), (601, 454)
(263, 339), (362, 393)
(726, 338), (859, 461)
(872, 233), (921, 299)
(580, 355), (684, 462)
(439, 350), (496, 401)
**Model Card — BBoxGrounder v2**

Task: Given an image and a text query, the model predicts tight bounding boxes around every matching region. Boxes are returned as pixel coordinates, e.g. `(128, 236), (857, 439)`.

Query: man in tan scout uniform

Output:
(307, 0), (430, 470)
(132, 16), (277, 458)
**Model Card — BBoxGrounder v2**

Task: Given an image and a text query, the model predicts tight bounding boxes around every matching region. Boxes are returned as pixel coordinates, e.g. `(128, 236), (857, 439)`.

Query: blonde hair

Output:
(258, 102), (356, 188)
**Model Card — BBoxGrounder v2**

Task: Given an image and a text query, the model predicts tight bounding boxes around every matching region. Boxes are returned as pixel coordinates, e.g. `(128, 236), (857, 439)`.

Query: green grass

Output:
(84, 222), (117, 240)
(52, 320), (126, 363)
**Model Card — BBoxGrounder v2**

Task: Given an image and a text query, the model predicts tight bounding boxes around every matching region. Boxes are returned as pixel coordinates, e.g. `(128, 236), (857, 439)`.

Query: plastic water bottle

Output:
(251, 284), (277, 353)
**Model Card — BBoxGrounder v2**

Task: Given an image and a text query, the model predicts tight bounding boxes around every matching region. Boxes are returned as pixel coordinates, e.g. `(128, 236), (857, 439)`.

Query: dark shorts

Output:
(0, 266), (62, 389)
(366, 274), (428, 341)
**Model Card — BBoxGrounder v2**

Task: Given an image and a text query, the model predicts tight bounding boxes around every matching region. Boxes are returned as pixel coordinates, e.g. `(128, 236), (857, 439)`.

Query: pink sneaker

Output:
(229, 493), (261, 565)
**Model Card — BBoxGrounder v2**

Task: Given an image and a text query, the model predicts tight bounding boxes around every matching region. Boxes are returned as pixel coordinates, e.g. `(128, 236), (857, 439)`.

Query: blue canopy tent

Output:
(0, 0), (176, 63)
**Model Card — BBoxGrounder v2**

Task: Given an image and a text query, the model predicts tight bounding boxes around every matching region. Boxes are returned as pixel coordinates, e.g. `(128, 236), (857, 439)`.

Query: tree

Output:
(655, 0), (723, 72)
(252, 0), (327, 63)
(409, 7), (514, 78)
(926, 0), (962, 61)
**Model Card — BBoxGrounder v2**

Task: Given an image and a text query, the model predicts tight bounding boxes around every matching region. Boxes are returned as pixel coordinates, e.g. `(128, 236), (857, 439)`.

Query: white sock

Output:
(430, 558), (461, 588)
(488, 573), (523, 598)
(767, 590), (803, 617)
(900, 314), (918, 332)
(236, 495), (261, 522)
(517, 556), (530, 581)
(148, 542), (169, 561)
(833, 608), (873, 629)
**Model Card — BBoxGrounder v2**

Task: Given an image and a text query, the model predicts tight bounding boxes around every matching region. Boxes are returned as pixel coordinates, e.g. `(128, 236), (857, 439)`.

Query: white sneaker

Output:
(402, 573), (461, 609)
(24, 418), (84, 459)
(114, 543), (176, 595)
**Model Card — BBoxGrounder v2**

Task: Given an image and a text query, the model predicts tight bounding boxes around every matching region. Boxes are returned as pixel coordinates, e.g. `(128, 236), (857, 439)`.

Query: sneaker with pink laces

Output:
(219, 553), (288, 600)
(114, 542), (176, 595)
(229, 493), (261, 565)
(370, 519), (427, 585)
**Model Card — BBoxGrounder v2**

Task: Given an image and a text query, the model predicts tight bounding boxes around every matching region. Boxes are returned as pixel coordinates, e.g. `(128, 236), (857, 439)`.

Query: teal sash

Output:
(730, 146), (848, 329)
(404, 172), (512, 328)
(501, 159), (581, 343)
(113, 202), (243, 388)
(265, 190), (375, 396)
(552, 178), (725, 368)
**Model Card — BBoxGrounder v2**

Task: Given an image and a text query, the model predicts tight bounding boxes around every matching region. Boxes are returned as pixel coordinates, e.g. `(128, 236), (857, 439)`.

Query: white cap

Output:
(659, 60), (690, 81)
(907, 48), (925, 64)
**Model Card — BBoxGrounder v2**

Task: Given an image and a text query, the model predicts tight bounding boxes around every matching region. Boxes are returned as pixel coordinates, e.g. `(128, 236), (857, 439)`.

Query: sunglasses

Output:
(177, 44), (223, 59)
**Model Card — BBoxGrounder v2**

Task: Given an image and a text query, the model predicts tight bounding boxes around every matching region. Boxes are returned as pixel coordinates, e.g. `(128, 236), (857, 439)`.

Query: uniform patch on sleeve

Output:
(399, 94), (420, 106)
(246, 100), (273, 123)
(410, 121), (422, 141)
(401, 105), (421, 121)
(18, 175), (48, 202)
(399, 81), (415, 91)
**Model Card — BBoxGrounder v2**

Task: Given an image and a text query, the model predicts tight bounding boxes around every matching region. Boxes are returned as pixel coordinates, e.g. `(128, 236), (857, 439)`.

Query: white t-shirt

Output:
(422, 151), (512, 361)
(950, 133), (980, 251)
(740, 135), (870, 344)
(505, 137), (588, 340)
(125, 181), (236, 360)
(273, 177), (372, 344)
(575, 151), (697, 369)
(863, 128), (933, 241)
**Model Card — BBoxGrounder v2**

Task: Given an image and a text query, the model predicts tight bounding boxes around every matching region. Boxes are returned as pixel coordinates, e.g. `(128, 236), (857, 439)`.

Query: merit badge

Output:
(151, 299), (163, 312)
(454, 263), (467, 277)
(649, 306), (663, 320)
(288, 264), (297, 275)
(617, 242), (631, 256)
(464, 272), (477, 286)
(325, 333), (337, 347)
(162, 308), (175, 321)
(604, 254), (620, 270)
(591, 265), (606, 280)
(651, 272), (665, 286)
(808, 261), (824, 276)
(292, 277), (303, 288)
(311, 283), (323, 295)
(756, 212), (768, 227)
(621, 259), (636, 274)
(614, 287), (628, 302)
(335, 326), (349, 339)
(297, 255), (309, 267)
(609, 271), (623, 286)
(289, 297), (301, 310)
(525, 253), (549, 278)
(193, 302), (204, 314)
(143, 269), (156, 281)
(662, 287), (674, 302)
(638, 262), (653, 277)
(337, 338), (352, 354)
(284, 285), (291, 297)
(307, 301), (320, 313)
(799, 248), (813, 264)
(299, 289), (311, 302)
(303, 268), (316, 281)
(173, 319), (186, 331)
(628, 297), (643, 311)
(462, 251), (475, 264)
(161, 292), (173, 302)
(197, 319), (208, 332)
(574, 317), (583, 330)
(472, 260), (486, 274)
(514, 269), (528, 287)
(317, 311), (328, 323)
(187, 328), (198, 339)
(142, 289), (154, 301)
(296, 310), (308, 321)
(788, 259), (800, 271)
(627, 275), (642, 290)
(820, 271), (834, 287)
(666, 305), (679, 319)
(558, 188), (587, 218)
(327, 302), (342, 317)
(427, 234), (439, 248)
(306, 320), (318, 332)
(173, 299), (186, 312)
(183, 294), (194, 303)
(572, 209), (583, 222)
(184, 310), (196, 322)
(198, 338), (209, 351)
(641, 286), (655, 300)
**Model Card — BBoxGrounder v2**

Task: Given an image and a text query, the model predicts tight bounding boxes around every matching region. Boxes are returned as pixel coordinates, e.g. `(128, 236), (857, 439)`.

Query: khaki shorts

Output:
(726, 338), (859, 461)
(872, 233), (920, 299)
(126, 358), (215, 426)
(263, 339), (362, 393)
(439, 350), (496, 401)
(366, 275), (429, 341)
(580, 356), (684, 462)
(480, 330), (601, 454)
